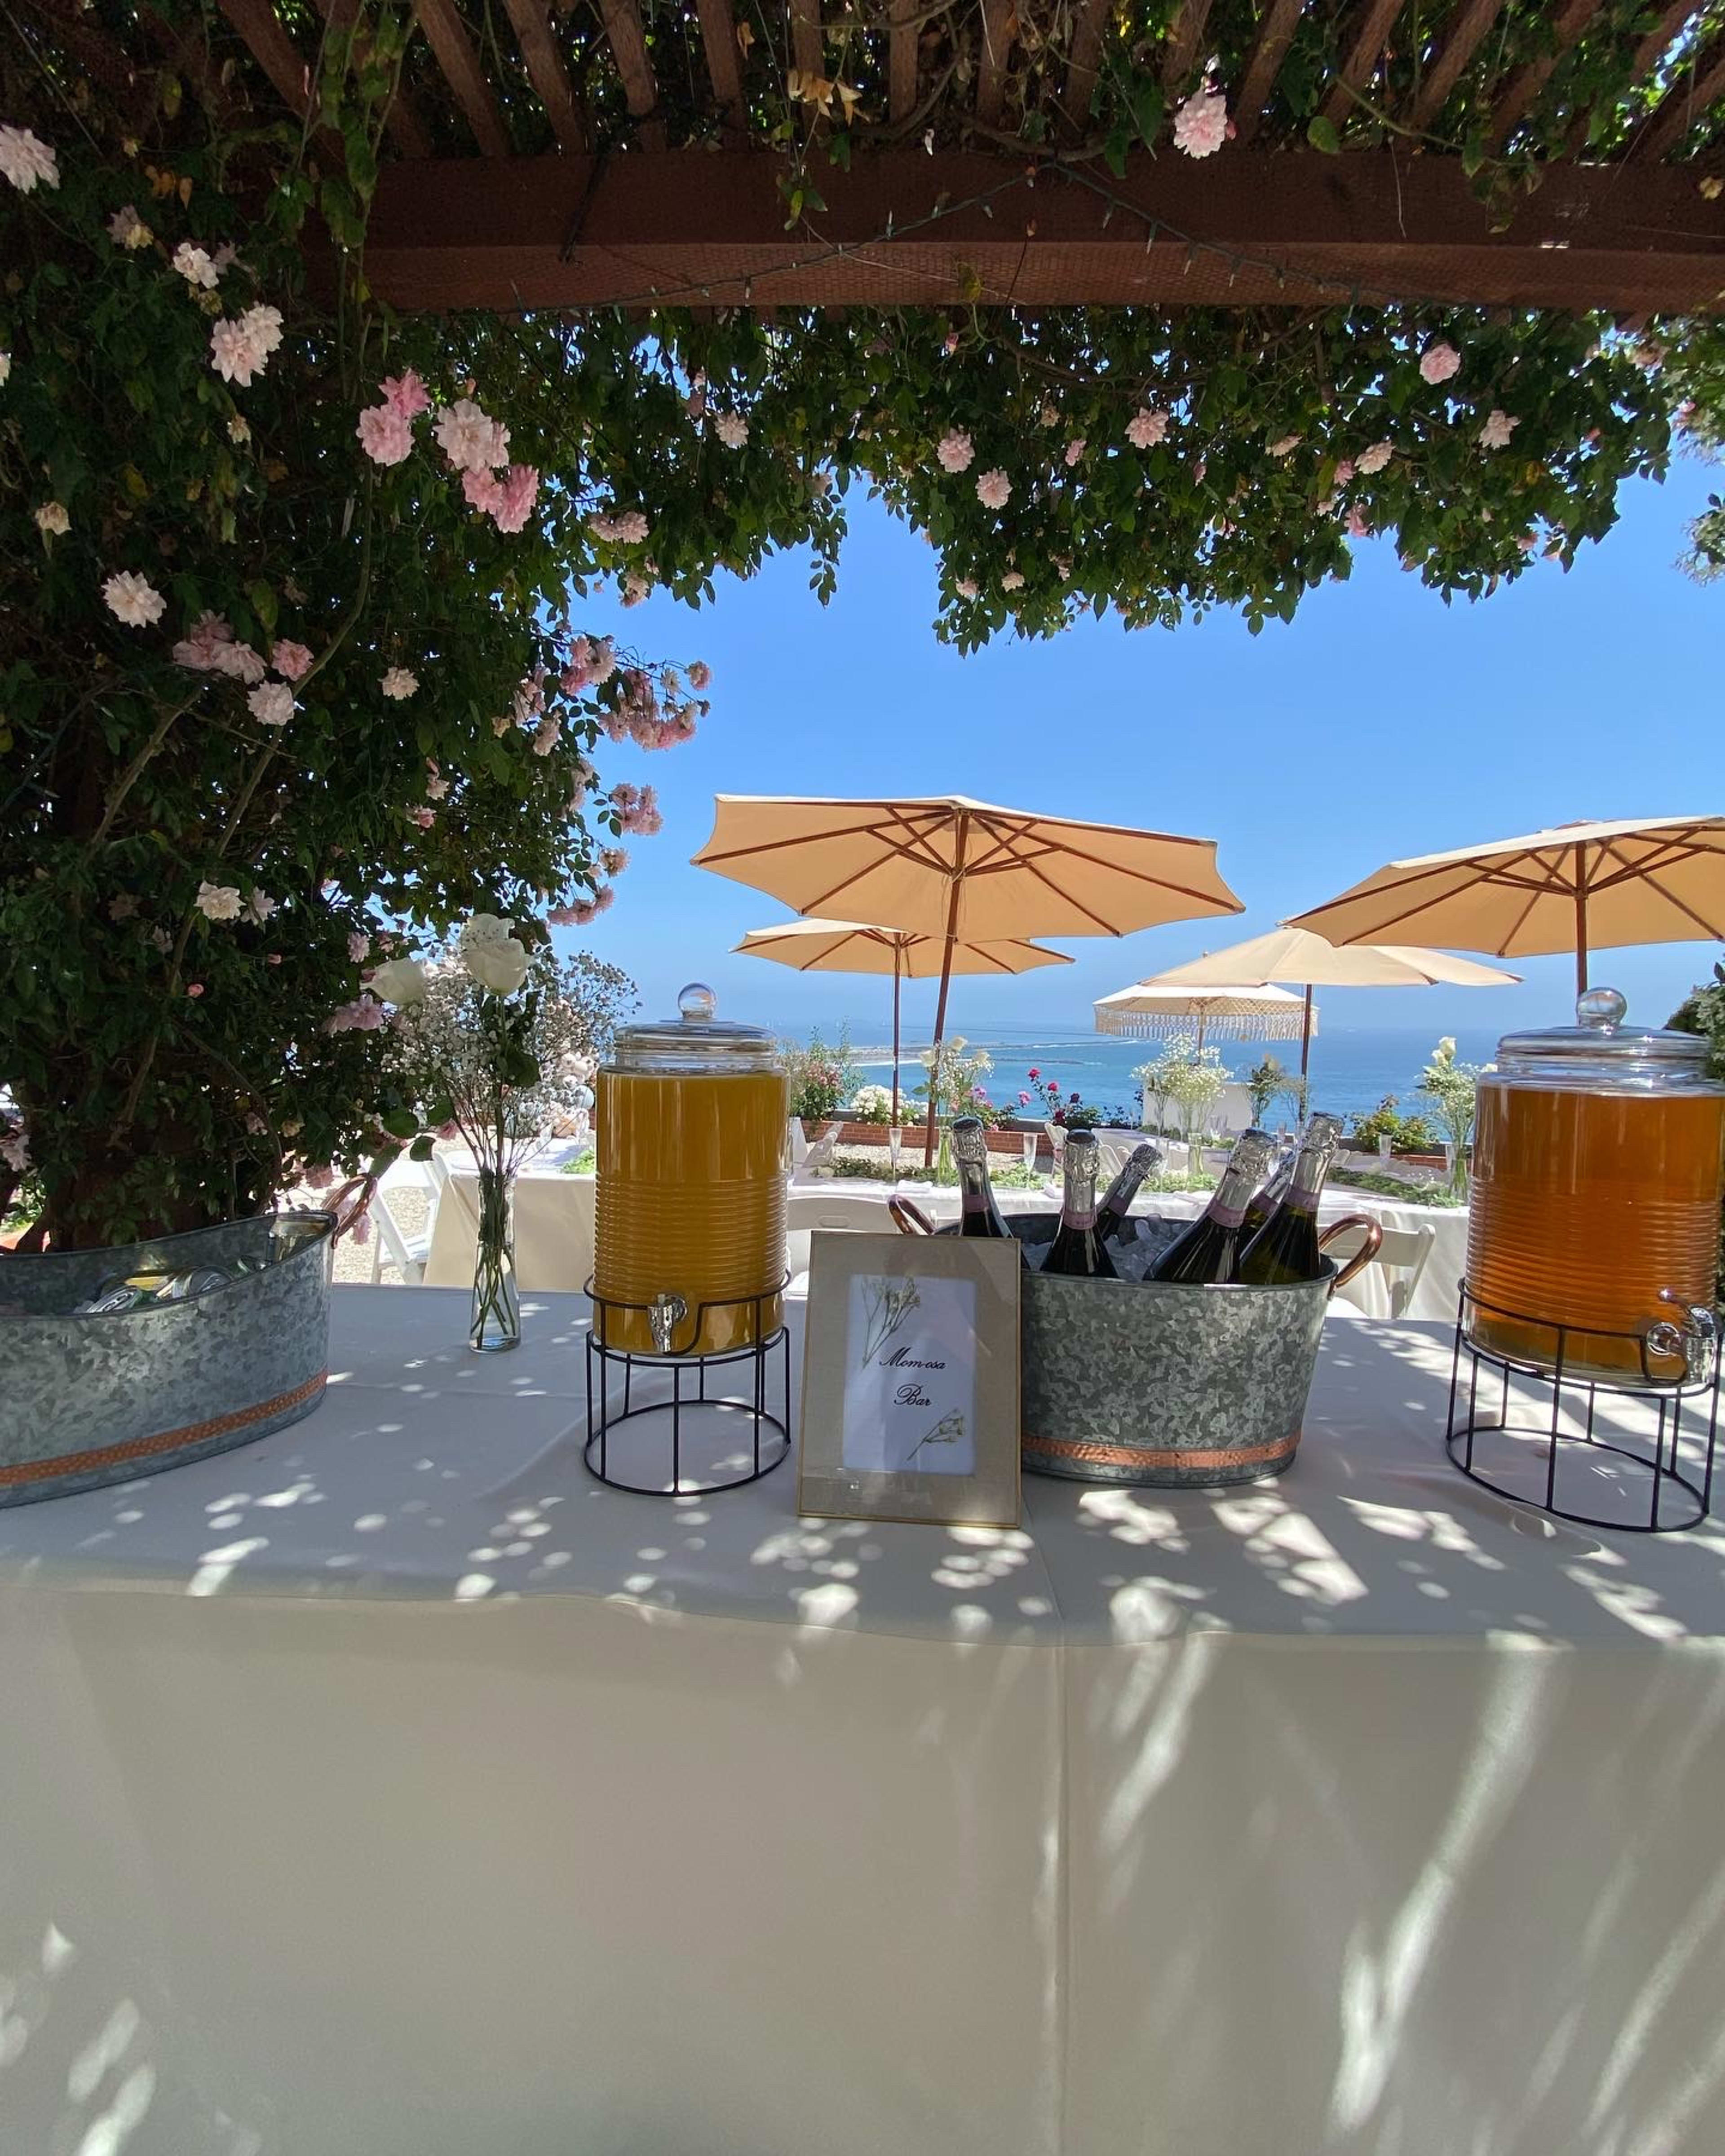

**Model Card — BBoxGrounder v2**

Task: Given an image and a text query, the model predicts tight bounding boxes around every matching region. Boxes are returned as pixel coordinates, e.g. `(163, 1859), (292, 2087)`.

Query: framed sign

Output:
(797, 1233), (1022, 1527)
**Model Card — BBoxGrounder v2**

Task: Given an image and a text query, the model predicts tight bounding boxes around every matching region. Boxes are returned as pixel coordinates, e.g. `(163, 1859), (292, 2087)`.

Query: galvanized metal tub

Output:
(0, 1210), (339, 1507)
(938, 1214), (1366, 1488)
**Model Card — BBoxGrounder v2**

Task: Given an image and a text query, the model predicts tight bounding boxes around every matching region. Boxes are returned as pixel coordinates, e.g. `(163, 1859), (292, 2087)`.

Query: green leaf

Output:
(381, 1108), (419, 1141)
(247, 580), (279, 633)
(1306, 115), (1341, 155)
(409, 1135), (435, 1162)
(828, 132), (852, 172)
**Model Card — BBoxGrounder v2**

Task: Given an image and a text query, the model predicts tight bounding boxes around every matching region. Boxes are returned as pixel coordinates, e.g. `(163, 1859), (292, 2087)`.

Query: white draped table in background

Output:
(422, 1156), (1468, 1321)
(4, 1289), (1725, 2155)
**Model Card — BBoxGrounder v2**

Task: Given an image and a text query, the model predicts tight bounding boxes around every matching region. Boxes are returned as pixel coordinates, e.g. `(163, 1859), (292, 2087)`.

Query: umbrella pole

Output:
(1300, 985), (1313, 1080)
(891, 943), (902, 1129)
(1575, 847), (1588, 999)
(924, 816), (969, 1169)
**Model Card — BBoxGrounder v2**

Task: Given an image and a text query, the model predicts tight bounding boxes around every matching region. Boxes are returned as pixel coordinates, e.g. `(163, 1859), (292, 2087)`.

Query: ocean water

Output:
(842, 1023), (1504, 1127)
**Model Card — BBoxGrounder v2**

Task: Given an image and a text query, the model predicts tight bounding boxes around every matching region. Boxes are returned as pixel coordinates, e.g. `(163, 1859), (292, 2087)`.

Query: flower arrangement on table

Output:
(371, 915), (631, 1348)
(1417, 1038), (1486, 1199)
(1025, 1068), (1097, 1131)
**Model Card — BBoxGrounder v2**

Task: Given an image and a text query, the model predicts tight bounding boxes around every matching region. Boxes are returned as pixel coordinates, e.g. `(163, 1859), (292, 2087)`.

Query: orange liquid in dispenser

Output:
(594, 1068), (788, 1355)
(1467, 1081), (1725, 1378)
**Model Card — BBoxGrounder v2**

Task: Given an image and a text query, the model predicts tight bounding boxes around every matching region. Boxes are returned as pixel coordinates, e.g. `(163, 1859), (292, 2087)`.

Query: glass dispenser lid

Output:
(1495, 987), (1723, 1092)
(610, 982), (780, 1074)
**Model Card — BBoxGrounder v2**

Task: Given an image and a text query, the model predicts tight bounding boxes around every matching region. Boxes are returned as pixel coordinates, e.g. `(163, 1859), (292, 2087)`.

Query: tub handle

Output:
(1318, 1214), (1384, 1298)
(1643, 1293), (1718, 1387)
(326, 1174), (376, 1241)
(889, 1195), (937, 1237)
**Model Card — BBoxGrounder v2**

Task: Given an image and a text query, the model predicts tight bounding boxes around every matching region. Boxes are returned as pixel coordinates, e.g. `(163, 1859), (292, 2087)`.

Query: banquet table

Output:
(4, 1288), (1725, 2156)
(423, 1157), (1468, 1321)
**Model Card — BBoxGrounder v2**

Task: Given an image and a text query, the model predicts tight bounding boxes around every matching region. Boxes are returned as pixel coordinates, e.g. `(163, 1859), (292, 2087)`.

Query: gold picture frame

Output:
(796, 1233), (1022, 1527)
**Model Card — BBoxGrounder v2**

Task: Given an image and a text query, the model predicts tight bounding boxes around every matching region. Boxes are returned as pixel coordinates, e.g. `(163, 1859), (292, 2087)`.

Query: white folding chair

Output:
(792, 1127), (841, 1181)
(1324, 1220), (1437, 1319)
(367, 1177), (434, 1285)
(783, 1191), (899, 1294)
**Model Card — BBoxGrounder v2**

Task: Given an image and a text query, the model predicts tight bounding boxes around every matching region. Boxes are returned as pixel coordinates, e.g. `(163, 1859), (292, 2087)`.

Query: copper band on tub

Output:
(0, 1371), (328, 1485)
(1022, 1431), (1300, 1471)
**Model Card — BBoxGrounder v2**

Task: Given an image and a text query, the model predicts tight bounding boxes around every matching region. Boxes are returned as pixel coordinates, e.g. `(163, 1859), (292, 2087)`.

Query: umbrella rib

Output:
(1631, 866), (1725, 941)
(1588, 835), (1709, 893)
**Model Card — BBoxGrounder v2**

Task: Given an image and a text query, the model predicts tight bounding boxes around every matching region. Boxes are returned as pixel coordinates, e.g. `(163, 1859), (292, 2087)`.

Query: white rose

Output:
(461, 937), (530, 996)
(458, 910), (515, 951)
(369, 956), (428, 1006)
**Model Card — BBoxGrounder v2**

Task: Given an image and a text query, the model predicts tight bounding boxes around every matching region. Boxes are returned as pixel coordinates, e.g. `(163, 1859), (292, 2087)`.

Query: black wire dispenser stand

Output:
(583, 1279), (791, 1496)
(1446, 1281), (1721, 1534)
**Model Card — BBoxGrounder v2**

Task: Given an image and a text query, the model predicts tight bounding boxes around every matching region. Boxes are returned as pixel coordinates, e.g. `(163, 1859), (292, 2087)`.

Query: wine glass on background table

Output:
(887, 1126), (904, 1182)
(1022, 1131), (1038, 1180)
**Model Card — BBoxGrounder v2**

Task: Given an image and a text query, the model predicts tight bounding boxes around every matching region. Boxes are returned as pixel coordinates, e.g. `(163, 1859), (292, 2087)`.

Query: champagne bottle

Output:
(1043, 1129), (1118, 1279)
(1095, 1142), (1163, 1244)
(1147, 1129), (1274, 1285)
(951, 1115), (1016, 1243)
(1239, 1136), (1297, 1241)
(1238, 1114), (1344, 1286)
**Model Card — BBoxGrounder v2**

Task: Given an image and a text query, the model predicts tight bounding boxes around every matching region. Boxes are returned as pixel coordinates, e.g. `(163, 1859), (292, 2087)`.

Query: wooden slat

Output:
(501, 0), (587, 150)
(1320, 0), (1405, 128)
(365, 146), (1725, 314)
(1567, 1), (1695, 151)
(1063, 0), (1110, 138)
(415, 0), (513, 157)
(1232, 0), (1307, 146)
(1639, 35), (1725, 159)
(975, 0), (1014, 128)
(17, 0), (140, 98)
(1161, 0), (1214, 90)
(599, 0), (666, 146)
(1407, 0), (1505, 135)
(789, 0), (823, 83)
(219, 0), (314, 116)
(320, 0), (434, 156)
(1484, 0), (1602, 150)
(891, 0), (920, 122)
(694, 0), (746, 128)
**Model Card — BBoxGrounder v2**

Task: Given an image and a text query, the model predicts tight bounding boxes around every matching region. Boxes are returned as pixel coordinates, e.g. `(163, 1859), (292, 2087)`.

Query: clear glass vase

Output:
(469, 1165), (520, 1352)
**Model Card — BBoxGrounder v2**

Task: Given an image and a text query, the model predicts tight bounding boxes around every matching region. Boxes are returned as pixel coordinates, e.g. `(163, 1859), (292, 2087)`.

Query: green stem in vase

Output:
(470, 1162), (520, 1352)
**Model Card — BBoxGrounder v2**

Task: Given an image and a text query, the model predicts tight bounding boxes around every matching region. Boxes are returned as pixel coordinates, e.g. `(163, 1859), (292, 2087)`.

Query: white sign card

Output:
(798, 1233), (1022, 1527)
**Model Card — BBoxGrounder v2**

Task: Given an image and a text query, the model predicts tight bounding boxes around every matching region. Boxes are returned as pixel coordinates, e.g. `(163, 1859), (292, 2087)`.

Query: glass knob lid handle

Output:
(1576, 986), (1628, 1031)
(678, 982), (717, 1023)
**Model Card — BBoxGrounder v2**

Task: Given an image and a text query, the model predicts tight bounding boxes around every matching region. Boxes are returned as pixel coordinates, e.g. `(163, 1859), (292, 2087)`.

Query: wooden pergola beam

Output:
(500, 0), (587, 151)
(1161, 0), (1213, 91)
(1566, 0), (1695, 151)
(1484, 0), (1602, 151)
(598, 0), (666, 147)
(789, 0), (823, 84)
(975, 0), (1014, 128)
(694, 0), (746, 129)
(416, 0), (513, 157)
(320, 0), (433, 157)
(363, 147), (1725, 313)
(1639, 35), (1725, 161)
(1062, 0), (1109, 140)
(219, 0), (314, 117)
(1232, 0), (1306, 147)
(889, 0), (918, 122)
(1319, 0), (1404, 130)
(1407, 0), (1505, 135)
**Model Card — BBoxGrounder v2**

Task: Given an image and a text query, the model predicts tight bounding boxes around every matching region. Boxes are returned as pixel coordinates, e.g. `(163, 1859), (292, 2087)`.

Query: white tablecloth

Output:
(421, 1149), (595, 1293)
(4, 1290), (1724, 2155)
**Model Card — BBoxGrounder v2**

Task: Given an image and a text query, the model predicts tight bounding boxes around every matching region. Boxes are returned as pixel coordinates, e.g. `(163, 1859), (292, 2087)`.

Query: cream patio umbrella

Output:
(734, 918), (1071, 1125)
(1144, 924), (1520, 1076)
(1288, 817), (1725, 1000)
(694, 795), (1243, 1161)
(1092, 981), (1311, 1053)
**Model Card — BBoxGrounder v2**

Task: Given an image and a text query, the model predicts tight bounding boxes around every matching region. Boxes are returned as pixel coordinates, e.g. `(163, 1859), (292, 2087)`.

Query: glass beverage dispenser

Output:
(1466, 989), (1725, 1380)
(594, 984), (788, 1356)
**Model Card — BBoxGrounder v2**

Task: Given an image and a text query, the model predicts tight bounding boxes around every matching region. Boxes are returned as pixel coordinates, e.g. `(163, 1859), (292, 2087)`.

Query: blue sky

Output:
(559, 454), (1722, 1046)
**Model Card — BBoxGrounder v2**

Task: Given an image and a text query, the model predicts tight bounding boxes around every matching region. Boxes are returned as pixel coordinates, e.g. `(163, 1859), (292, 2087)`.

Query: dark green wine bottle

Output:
(1237, 1115), (1344, 1286)
(1148, 1130), (1274, 1285)
(1043, 1130), (1117, 1278)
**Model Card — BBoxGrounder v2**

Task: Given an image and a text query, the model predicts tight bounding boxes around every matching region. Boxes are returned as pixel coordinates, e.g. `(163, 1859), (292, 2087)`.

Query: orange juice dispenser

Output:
(1466, 988), (1725, 1381)
(593, 983), (788, 1356)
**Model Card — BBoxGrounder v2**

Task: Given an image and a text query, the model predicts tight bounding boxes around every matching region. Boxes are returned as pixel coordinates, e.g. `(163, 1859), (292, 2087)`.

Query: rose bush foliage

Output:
(0, 4), (1708, 1245)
